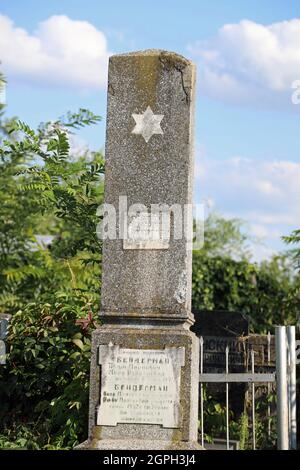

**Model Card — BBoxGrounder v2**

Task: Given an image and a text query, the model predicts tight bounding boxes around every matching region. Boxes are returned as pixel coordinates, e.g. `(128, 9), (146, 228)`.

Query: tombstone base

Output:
(76, 438), (202, 450)
(77, 325), (200, 451)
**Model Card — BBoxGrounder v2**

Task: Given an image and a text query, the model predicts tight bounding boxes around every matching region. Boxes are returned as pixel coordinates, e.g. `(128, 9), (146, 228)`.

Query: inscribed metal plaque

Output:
(97, 345), (185, 427)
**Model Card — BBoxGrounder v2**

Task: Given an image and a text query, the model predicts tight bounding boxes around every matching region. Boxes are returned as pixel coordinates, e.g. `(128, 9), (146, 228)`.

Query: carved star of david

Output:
(131, 106), (164, 143)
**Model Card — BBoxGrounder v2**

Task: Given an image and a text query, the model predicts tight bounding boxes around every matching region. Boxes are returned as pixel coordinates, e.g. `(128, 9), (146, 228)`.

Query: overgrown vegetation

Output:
(0, 103), (103, 448)
(193, 214), (300, 332)
(0, 95), (299, 448)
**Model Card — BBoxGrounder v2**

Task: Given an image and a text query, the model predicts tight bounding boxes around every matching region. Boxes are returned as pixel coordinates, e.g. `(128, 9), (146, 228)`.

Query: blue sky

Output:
(1, 0), (300, 260)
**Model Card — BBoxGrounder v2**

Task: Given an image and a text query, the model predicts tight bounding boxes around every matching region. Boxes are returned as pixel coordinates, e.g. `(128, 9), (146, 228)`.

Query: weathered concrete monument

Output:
(79, 49), (200, 450)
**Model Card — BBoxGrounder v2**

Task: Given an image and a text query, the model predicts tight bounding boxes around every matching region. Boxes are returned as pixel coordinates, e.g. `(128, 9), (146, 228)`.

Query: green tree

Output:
(0, 109), (104, 313)
(192, 213), (298, 332)
(0, 107), (104, 448)
(201, 212), (251, 259)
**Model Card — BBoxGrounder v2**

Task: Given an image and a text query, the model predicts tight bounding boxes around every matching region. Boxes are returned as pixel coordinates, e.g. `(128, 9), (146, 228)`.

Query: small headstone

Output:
(0, 314), (10, 365)
(248, 334), (275, 369)
(0, 314), (10, 340)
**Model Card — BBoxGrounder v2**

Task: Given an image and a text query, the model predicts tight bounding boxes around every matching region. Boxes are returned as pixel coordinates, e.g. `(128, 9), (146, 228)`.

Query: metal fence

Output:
(199, 325), (297, 450)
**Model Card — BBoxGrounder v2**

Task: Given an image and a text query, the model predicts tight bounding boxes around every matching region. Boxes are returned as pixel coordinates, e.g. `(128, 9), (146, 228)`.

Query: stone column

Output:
(78, 49), (200, 450)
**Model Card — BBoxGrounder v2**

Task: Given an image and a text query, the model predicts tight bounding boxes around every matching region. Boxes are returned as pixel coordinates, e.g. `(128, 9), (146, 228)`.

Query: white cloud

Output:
(249, 244), (277, 263)
(188, 19), (300, 107)
(198, 156), (300, 216)
(0, 14), (111, 90)
(250, 224), (282, 239)
(196, 155), (300, 258)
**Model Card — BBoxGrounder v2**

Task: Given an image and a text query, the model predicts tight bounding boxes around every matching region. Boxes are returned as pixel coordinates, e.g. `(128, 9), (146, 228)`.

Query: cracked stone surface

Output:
(77, 50), (201, 452)
(101, 49), (196, 324)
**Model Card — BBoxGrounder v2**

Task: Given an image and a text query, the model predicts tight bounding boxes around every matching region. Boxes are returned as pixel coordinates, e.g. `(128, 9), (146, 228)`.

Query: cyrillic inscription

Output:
(97, 345), (185, 427)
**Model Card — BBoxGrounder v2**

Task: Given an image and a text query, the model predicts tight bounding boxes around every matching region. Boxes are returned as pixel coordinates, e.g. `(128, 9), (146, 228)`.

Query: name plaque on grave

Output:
(123, 211), (170, 250)
(97, 345), (185, 428)
(203, 335), (245, 368)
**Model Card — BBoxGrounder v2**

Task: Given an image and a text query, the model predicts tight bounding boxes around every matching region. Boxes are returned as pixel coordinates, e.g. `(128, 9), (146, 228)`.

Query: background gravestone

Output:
(192, 310), (249, 417)
(192, 310), (249, 372)
(78, 50), (201, 450)
(0, 314), (10, 365)
(192, 310), (275, 421)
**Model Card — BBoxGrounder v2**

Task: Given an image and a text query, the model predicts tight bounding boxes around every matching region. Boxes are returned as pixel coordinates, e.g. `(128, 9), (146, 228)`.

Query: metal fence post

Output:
(267, 331), (271, 439)
(275, 326), (289, 450)
(287, 326), (297, 450)
(225, 346), (229, 450)
(200, 336), (204, 448)
(251, 349), (256, 450)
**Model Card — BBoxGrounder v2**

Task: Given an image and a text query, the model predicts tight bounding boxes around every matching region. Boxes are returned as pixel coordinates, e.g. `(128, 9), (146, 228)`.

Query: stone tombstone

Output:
(78, 50), (200, 450)
(192, 310), (275, 370)
(0, 314), (10, 366)
(79, 50), (200, 450)
(192, 310), (249, 372)
(192, 310), (249, 417)
(0, 314), (10, 340)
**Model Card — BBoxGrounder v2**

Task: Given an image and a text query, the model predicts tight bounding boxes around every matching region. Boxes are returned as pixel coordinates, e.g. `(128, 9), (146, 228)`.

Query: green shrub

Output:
(0, 299), (96, 449)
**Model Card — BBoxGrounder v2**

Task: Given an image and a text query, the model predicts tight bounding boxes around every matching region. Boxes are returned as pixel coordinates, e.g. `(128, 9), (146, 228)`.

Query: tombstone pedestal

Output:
(78, 322), (200, 450)
(77, 49), (201, 450)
